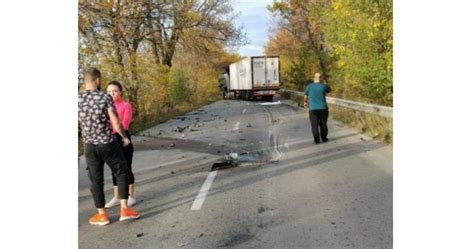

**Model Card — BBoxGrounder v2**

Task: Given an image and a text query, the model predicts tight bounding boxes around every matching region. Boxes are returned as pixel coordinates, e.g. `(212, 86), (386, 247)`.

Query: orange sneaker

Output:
(89, 213), (110, 226)
(120, 208), (140, 221)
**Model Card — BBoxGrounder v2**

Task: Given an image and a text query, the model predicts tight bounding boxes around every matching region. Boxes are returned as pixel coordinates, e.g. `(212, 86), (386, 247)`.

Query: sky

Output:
(230, 0), (275, 57)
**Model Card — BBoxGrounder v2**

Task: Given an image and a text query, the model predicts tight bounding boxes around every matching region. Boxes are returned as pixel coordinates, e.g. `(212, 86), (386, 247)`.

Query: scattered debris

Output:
(211, 161), (234, 171)
(229, 153), (238, 160)
(170, 143), (176, 147)
(258, 207), (266, 214)
(177, 241), (190, 247)
(246, 123), (252, 128)
(211, 153), (239, 171)
(175, 126), (189, 133)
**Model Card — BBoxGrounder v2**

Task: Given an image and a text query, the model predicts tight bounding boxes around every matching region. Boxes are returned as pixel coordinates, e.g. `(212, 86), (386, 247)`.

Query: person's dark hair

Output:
(108, 80), (123, 91)
(85, 67), (101, 81)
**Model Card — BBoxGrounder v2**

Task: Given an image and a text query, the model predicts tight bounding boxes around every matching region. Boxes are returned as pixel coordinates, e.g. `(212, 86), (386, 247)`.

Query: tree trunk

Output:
(127, 49), (140, 115)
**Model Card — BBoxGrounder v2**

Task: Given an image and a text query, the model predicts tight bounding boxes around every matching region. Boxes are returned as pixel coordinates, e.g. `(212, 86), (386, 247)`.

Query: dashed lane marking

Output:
(191, 171), (218, 210)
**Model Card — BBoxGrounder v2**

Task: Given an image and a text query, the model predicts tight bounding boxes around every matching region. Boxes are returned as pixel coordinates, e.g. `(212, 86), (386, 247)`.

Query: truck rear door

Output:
(252, 57), (267, 89)
(266, 57), (279, 88)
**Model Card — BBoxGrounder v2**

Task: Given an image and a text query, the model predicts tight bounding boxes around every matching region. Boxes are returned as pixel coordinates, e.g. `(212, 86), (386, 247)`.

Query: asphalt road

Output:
(78, 96), (392, 249)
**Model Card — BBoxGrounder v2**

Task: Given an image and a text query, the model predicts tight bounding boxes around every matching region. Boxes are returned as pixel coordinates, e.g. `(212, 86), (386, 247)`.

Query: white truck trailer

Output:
(218, 56), (280, 101)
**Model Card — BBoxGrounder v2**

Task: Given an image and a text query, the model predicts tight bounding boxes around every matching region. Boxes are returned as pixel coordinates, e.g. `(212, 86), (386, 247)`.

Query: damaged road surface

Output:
(78, 96), (393, 249)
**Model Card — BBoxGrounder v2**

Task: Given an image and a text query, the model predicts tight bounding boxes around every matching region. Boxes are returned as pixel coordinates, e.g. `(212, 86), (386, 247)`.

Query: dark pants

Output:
(85, 141), (129, 208)
(112, 131), (135, 186)
(309, 109), (329, 143)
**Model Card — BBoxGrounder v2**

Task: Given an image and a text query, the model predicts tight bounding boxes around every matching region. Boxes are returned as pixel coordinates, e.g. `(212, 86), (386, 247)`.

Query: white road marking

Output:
(242, 108), (247, 114)
(191, 171), (218, 210)
(257, 100), (281, 106)
(233, 121), (240, 131)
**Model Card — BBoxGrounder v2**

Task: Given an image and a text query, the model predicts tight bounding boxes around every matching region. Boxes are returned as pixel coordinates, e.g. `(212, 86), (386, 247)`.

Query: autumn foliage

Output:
(265, 0), (393, 106)
(78, 0), (244, 133)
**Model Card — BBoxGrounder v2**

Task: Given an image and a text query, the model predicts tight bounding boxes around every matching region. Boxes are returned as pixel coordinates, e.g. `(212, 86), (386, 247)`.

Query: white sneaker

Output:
(128, 197), (137, 207)
(105, 197), (120, 208)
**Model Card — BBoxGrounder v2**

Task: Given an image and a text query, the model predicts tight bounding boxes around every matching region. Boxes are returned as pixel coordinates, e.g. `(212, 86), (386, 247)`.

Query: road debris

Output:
(211, 152), (239, 171)
(177, 241), (190, 247)
(174, 126), (189, 133)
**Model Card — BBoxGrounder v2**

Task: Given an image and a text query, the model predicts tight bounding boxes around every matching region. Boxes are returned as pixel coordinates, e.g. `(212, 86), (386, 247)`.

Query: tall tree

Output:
(79, 0), (246, 112)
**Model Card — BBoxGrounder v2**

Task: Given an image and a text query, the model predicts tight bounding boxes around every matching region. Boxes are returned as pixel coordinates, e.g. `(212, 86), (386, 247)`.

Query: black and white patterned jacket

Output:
(78, 89), (116, 144)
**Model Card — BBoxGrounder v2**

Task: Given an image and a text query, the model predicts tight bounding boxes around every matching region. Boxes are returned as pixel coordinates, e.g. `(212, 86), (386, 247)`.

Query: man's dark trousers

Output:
(85, 141), (130, 208)
(309, 109), (329, 143)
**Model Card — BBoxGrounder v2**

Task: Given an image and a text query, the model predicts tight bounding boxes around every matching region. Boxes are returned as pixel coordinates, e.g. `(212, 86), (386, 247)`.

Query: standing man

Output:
(304, 73), (332, 144)
(79, 67), (140, 226)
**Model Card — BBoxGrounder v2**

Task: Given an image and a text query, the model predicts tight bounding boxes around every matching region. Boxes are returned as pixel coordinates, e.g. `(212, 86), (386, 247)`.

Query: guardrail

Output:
(279, 89), (393, 118)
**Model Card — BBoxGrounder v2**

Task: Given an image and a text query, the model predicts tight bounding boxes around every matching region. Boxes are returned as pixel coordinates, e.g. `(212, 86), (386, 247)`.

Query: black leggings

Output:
(112, 131), (135, 186)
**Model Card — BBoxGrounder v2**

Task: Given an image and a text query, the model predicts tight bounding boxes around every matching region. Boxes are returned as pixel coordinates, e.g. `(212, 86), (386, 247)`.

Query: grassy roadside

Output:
(78, 94), (221, 156)
(280, 91), (392, 144)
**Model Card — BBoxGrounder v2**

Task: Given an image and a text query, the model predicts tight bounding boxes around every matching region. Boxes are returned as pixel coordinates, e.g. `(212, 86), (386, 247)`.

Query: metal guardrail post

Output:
(279, 89), (393, 118)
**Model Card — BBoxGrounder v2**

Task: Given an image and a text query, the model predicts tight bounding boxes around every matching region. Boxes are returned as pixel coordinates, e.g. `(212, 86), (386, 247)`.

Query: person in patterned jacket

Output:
(78, 67), (140, 226)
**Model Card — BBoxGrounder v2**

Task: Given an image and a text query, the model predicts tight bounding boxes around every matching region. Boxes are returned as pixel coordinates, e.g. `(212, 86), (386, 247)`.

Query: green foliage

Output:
(267, 0), (393, 106)
(323, 0), (393, 105)
(288, 46), (321, 90)
(169, 69), (192, 104)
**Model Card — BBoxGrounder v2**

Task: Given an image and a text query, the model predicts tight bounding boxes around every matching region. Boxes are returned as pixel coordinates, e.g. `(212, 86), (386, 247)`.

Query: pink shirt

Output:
(112, 99), (133, 133)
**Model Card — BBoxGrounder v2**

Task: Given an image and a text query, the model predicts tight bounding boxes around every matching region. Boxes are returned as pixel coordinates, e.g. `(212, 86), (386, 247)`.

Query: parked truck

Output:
(219, 56), (280, 101)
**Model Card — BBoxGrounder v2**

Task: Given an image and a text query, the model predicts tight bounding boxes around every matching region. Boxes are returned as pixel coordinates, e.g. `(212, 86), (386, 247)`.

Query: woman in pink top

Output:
(105, 81), (137, 208)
